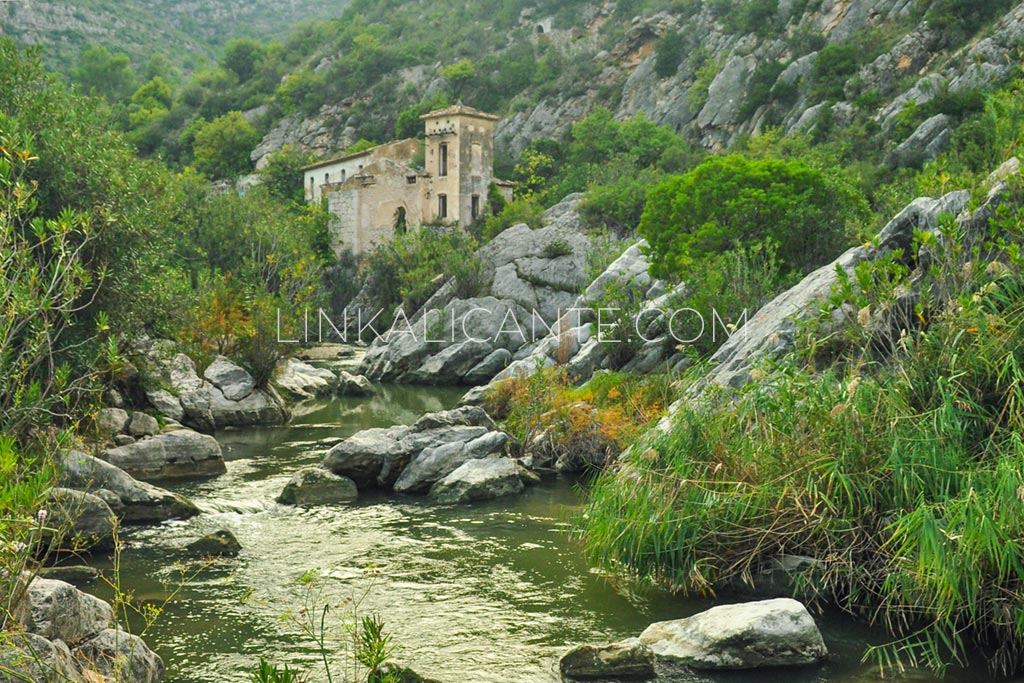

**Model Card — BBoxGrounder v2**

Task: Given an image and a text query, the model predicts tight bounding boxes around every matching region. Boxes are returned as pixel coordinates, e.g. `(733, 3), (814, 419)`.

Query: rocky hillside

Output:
(250, 0), (1024, 169)
(0, 0), (347, 72)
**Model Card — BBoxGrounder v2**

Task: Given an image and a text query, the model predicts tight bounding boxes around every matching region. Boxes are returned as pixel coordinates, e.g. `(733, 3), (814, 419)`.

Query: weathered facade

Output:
(303, 104), (513, 257)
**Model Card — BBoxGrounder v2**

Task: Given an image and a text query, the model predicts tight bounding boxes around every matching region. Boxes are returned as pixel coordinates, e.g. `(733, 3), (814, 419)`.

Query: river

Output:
(87, 385), (989, 683)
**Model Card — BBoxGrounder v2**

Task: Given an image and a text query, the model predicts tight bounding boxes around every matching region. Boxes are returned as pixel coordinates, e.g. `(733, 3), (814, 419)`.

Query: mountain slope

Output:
(0, 0), (349, 72)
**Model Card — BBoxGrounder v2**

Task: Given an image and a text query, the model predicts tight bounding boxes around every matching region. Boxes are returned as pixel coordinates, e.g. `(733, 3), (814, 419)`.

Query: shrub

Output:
(654, 32), (684, 78)
(481, 196), (544, 241)
(192, 111), (261, 179)
(638, 154), (867, 279)
(810, 43), (859, 101)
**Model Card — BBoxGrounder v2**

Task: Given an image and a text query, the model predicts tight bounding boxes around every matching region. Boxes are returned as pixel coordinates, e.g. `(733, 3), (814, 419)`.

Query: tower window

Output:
(439, 143), (448, 177)
(341, 170), (346, 182)
(324, 172), (329, 184)
(471, 194), (480, 220)
(438, 194), (448, 219)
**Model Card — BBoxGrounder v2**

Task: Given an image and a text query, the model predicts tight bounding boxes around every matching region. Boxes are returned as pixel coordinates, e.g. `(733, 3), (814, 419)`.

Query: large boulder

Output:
(278, 468), (358, 506)
(95, 408), (129, 438)
(146, 388), (185, 422)
(638, 598), (827, 669)
(273, 357), (340, 400)
(204, 355), (256, 401)
(45, 488), (116, 552)
(0, 633), (79, 683)
(58, 450), (199, 523)
(322, 406), (512, 495)
(338, 370), (376, 397)
(560, 638), (656, 681)
(428, 456), (525, 504)
(179, 382), (287, 431)
(73, 629), (164, 683)
(186, 530), (242, 558)
(99, 429), (226, 481)
(25, 578), (112, 645)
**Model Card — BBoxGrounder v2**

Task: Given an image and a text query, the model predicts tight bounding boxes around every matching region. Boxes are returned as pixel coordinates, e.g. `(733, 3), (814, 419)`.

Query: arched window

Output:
(324, 172), (329, 185)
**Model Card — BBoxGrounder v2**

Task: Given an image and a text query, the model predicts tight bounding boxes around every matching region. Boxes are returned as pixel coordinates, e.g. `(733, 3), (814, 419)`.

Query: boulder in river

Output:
(428, 456), (525, 504)
(186, 530), (242, 558)
(44, 488), (117, 552)
(59, 450), (199, 523)
(560, 638), (656, 680)
(638, 598), (827, 669)
(278, 468), (358, 506)
(99, 429), (226, 482)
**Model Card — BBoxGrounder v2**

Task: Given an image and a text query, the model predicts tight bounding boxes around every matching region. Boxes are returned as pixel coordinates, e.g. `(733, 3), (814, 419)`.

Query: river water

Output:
(88, 385), (988, 683)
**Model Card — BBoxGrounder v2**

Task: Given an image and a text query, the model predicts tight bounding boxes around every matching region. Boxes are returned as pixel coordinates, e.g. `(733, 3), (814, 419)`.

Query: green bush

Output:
(810, 43), (859, 101)
(192, 111), (261, 178)
(654, 32), (684, 78)
(638, 154), (867, 279)
(481, 196), (544, 241)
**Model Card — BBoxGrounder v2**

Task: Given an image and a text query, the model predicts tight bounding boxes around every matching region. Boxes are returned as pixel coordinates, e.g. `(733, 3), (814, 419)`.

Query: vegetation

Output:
(639, 154), (867, 279)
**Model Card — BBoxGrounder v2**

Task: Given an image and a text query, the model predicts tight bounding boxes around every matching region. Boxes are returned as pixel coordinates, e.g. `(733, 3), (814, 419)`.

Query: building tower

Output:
(421, 104), (499, 226)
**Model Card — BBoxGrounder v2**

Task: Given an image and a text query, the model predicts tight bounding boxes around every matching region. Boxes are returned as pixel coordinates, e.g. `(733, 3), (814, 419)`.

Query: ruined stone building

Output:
(302, 104), (513, 256)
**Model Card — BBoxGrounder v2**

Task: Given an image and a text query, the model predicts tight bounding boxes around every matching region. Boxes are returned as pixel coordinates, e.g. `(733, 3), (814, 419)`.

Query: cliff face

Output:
(496, 0), (1024, 154)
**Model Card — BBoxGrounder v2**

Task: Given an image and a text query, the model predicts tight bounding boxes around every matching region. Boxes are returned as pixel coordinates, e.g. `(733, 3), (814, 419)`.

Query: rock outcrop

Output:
(428, 456), (525, 504)
(638, 598), (828, 669)
(278, 468), (358, 506)
(322, 406), (528, 503)
(59, 450), (199, 523)
(44, 488), (117, 552)
(273, 357), (340, 400)
(99, 429), (226, 482)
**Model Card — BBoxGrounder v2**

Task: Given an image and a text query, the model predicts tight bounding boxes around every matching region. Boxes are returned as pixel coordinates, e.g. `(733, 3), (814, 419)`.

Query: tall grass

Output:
(582, 192), (1024, 674)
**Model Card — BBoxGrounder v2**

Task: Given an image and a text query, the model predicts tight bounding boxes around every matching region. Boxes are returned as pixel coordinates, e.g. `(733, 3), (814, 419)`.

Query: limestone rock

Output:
(99, 429), (226, 482)
(179, 383), (287, 431)
(59, 450), (199, 523)
(203, 355), (256, 401)
(394, 431), (509, 494)
(25, 577), (112, 645)
(0, 632), (80, 683)
(885, 113), (951, 169)
(338, 370), (376, 397)
(45, 488), (116, 552)
(38, 565), (99, 586)
(146, 388), (184, 422)
(428, 456), (525, 504)
(73, 628), (164, 683)
(127, 411), (159, 437)
(638, 598), (827, 669)
(560, 638), (656, 680)
(95, 408), (129, 437)
(278, 468), (358, 506)
(186, 530), (241, 558)
(273, 357), (339, 400)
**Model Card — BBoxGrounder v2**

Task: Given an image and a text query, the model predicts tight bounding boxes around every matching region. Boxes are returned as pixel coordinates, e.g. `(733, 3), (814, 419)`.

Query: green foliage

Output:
(654, 33), (684, 79)
(363, 227), (485, 324)
(222, 38), (266, 83)
(72, 44), (136, 102)
(344, 139), (378, 155)
(583, 206), (1024, 675)
(439, 59), (476, 100)
(687, 51), (719, 114)
(810, 43), (860, 101)
(250, 658), (305, 683)
(925, 0), (1017, 45)
(711, 0), (780, 37)
(191, 111), (260, 179)
(481, 196), (544, 241)
(579, 168), (662, 236)
(259, 145), (318, 204)
(639, 154), (867, 279)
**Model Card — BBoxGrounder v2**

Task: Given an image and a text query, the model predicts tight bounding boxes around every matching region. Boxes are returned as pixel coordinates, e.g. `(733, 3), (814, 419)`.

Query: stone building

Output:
(302, 104), (513, 256)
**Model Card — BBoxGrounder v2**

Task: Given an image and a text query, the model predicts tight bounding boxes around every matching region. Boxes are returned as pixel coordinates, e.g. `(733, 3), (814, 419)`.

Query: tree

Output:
(192, 111), (261, 179)
(258, 145), (317, 204)
(222, 38), (265, 83)
(72, 45), (136, 102)
(440, 59), (476, 100)
(639, 154), (867, 279)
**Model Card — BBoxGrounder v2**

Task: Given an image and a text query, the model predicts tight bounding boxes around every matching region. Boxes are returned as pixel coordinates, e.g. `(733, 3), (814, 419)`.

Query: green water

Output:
(90, 386), (989, 683)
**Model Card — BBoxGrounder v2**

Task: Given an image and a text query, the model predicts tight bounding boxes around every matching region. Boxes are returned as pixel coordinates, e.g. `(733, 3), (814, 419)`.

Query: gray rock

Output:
(322, 425), (404, 488)
(885, 113), (951, 169)
(99, 429), (226, 482)
(394, 431), (508, 494)
(146, 388), (185, 422)
(697, 54), (756, 129)
(203, 355), (256, 401)
(45, 488), (116, 552)
(128, 411), (159, 437)
(113, 434), (136, 446)
(25, 577), (112, 645)
(73, 628), (164, 683)
(0, 632), (80, 683)
(338, 370), (376, 397)
(638, 598), (827, 669)
(278, 468), (358, 506)
(560, 638), (656, 680)
(167, 352), (204, 393)
(186, 530), (241, 558)
(59, 450), (199, 523)
(465, 348), (512, 385)
(428, 457), (525, 504)
(273, 357), (339, 400)
(411, 405), (496, 432)
(96, 408), (129, 437)
(179, 383), (287, 431)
